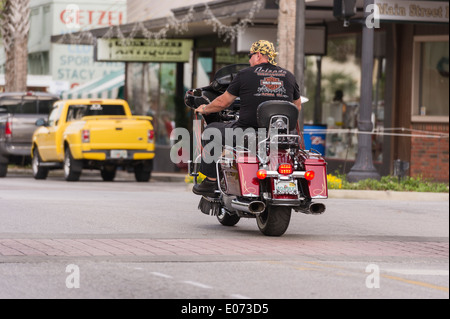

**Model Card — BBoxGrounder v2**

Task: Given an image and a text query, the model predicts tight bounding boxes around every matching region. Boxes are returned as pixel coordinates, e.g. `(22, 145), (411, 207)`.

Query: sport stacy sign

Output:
(95, 38), (193, 63)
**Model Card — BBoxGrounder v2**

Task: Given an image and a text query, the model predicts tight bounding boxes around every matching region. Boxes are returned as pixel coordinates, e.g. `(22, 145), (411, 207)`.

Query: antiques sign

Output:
(96, 38), (193, 62)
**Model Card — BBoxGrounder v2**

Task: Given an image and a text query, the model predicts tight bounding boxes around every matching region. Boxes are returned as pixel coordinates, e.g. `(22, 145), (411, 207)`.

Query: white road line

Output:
(182, 280), (213, 289)
(385, 269), (449, 276)
(229, 294), (251, 299)
(151, 272), (173, 279)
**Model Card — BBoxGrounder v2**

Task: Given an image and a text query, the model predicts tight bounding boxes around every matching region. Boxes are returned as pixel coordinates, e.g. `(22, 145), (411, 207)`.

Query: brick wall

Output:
(410, 123), (449, 182)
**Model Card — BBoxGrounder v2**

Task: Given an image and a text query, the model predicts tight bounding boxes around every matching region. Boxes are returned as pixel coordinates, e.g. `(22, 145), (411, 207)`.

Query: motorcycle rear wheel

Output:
(256, 205), (291, 236)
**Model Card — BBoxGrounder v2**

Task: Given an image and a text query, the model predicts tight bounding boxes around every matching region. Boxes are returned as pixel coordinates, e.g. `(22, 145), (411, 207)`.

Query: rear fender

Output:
(304, 157), (328, 199)
(236, 153), (259, 197)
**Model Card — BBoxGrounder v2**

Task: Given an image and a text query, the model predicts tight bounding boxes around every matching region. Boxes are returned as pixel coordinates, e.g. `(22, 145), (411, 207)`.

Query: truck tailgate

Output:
(85, 117), (151, 148)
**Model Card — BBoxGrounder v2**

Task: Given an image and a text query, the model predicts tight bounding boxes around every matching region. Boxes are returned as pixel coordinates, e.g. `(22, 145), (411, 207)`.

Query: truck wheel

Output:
(256, 205), (291, 236)
(134, 160), (152, 182)
(0, 163), (7, 178)
(32, 148), (48, 180)
(101, 165), (116, 181)
(64, 148), (82, 182)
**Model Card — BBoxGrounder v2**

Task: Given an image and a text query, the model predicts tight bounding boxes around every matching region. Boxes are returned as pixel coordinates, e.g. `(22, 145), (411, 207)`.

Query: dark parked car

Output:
(0, 92), (59, 177)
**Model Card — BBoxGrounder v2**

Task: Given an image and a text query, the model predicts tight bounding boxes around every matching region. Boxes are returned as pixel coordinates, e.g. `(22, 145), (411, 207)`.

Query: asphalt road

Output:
(0, 172), (448, 304)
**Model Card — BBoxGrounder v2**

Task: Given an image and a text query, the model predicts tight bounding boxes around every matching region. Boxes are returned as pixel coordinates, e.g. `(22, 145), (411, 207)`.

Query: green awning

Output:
(61, 69), (125, 99)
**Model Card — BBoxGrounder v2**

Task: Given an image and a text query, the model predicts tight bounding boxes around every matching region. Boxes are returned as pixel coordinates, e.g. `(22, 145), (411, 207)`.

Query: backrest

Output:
(256, 100), (299, 131)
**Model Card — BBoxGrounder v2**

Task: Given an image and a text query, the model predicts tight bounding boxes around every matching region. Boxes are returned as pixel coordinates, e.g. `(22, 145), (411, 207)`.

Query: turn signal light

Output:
(304, 170), (315, 181)
(278, 164), (293, 175)
(256, 169), (267, 180)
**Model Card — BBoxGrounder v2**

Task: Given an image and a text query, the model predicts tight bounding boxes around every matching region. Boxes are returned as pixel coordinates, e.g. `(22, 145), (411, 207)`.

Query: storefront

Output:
(51, 0), (449, 180)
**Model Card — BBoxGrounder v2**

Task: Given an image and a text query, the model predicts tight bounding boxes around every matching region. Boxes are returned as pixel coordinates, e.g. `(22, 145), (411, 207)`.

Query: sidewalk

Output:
(6, 167), (449, 201)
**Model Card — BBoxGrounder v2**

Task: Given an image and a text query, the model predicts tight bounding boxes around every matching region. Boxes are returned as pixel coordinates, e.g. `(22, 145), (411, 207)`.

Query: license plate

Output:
(111, 150), (128, 159)
(274, 180), (298, 195)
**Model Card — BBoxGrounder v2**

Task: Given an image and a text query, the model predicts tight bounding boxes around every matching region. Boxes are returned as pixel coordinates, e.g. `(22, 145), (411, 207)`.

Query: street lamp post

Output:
(346, 0), (380, 182)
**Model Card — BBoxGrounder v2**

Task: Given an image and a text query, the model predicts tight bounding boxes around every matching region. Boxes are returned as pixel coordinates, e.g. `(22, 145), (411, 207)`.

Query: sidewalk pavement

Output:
(6, 168), (449, 202)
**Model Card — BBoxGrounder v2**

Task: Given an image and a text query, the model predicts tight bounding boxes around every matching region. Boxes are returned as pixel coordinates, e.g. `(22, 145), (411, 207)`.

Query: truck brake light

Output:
(82, 130), (90, 143)
(148, 129), (154, 143)
(5, 119), (12, 138)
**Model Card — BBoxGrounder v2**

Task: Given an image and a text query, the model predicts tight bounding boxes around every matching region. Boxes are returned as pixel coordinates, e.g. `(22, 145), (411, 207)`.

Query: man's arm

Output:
(195, 91), (237, 115)
(293, 98), (302, 112)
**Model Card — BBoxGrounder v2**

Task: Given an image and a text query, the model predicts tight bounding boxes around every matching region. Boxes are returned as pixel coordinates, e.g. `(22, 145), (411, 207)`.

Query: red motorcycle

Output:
(185, 64), (328, 236)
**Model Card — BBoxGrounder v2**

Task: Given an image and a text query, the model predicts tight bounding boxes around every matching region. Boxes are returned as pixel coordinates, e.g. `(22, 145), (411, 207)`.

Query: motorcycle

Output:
(184, 64), (328, 236)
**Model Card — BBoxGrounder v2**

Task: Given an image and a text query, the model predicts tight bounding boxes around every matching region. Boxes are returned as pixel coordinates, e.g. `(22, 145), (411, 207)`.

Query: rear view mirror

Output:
(35, 118), (48, 127)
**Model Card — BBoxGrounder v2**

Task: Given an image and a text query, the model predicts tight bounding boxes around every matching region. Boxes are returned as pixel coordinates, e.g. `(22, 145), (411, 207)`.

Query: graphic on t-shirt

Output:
(257, 76), (287, 96)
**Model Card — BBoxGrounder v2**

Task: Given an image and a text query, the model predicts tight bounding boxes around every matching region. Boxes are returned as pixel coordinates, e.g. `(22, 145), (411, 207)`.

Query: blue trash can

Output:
(303, 124), (327, 155)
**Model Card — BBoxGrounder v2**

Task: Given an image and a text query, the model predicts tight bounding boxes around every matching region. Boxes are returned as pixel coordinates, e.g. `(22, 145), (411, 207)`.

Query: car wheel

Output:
(32, 148), (48, 180)
(134, 160), (152, 182)
(101, 165), (116, 181)
(64, 148), (82, 181)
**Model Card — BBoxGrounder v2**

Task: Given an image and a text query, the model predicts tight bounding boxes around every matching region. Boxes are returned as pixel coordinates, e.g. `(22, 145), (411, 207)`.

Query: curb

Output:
(327, 189), (449, 202)
(6, 168), (448, 201)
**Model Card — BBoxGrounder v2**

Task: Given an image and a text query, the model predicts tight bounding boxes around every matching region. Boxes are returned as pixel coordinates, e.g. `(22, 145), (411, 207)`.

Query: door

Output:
(38, 105), (63, 161)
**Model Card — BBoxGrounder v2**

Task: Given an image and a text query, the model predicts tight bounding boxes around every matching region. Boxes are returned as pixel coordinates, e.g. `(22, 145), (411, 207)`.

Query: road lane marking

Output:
(381, 274), (449, 293)
(151, 272), (173, 279)
(384, 269), (449, 276)
(182, 280), (213, 289)
(230, 294), (251, 299)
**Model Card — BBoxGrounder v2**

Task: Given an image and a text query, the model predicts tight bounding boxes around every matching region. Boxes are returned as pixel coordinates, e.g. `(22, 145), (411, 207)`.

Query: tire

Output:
(32, 148), (48, 180)
(134, 160), (152, 182)
(217, 209), (240, 226)
(0, 162), (7, 178)
(256, 205), (292, 236)
(101, 165), (116, 181)
(64, 148), (82, 181)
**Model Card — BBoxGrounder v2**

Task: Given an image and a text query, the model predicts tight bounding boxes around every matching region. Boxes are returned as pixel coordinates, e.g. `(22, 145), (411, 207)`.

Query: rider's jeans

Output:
(199, 121), (239, 178)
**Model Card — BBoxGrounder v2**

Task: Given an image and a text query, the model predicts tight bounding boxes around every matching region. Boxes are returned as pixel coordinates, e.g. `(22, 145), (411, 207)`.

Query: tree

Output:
(0, 0), (30, 92)
(277, 0), (296, 72)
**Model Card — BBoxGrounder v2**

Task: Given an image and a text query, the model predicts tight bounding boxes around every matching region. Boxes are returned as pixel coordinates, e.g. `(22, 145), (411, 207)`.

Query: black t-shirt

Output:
(227, 63), (300, 128)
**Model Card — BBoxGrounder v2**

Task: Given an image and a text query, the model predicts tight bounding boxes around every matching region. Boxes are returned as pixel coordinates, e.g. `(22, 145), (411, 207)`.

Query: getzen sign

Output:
(375, 0), (449, 23)
(60, 8), (124, 28)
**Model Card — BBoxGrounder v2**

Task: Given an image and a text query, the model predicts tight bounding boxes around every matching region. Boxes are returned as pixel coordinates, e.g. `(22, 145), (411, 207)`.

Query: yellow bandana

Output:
(250, 40), (278, 65)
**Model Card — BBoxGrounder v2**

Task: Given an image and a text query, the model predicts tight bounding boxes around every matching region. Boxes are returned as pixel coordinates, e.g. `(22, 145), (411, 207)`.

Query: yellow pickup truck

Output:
(31, 99), (155, 182)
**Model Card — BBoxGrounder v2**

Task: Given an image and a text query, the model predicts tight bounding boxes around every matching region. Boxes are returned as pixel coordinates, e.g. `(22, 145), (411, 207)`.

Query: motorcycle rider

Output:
(193, 40), (302, 196)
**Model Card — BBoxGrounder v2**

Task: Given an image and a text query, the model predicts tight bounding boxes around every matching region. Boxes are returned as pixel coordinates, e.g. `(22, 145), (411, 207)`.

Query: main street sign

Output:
(375, 0), (449, 23)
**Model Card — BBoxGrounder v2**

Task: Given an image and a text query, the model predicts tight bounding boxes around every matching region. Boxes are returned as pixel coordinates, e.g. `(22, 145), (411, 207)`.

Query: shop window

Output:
(127, 62), (177, 146)
(304, 33), (386, 163)
(305, 34), (361, 161)
(412, 36), (449, 122)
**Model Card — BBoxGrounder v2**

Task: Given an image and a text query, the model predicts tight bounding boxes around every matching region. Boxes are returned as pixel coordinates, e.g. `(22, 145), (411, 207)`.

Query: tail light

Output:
(278, 164), (293, 175)
(304, 170), (315, 181)
(256, 169), (267, 180)
(148, 129), (155, 143)
(5, 119), (12, 139)
(81, 130), (90, 143)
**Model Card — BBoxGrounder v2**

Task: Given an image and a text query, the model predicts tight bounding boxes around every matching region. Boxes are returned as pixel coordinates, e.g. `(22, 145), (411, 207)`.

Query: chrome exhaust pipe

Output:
(231, 199), (266, 214)
(295, 202), (326, 215)
(309, 202), (326, 215)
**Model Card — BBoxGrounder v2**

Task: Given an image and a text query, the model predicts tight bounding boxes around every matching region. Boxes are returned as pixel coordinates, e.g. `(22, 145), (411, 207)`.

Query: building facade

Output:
(51, 0), (449, 180)
(1, 0), (127, 94)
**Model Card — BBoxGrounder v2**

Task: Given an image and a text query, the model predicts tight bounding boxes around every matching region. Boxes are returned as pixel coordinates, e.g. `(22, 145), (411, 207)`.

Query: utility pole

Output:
(346, 0), (380, 182)
(294, 0), (305, 131)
